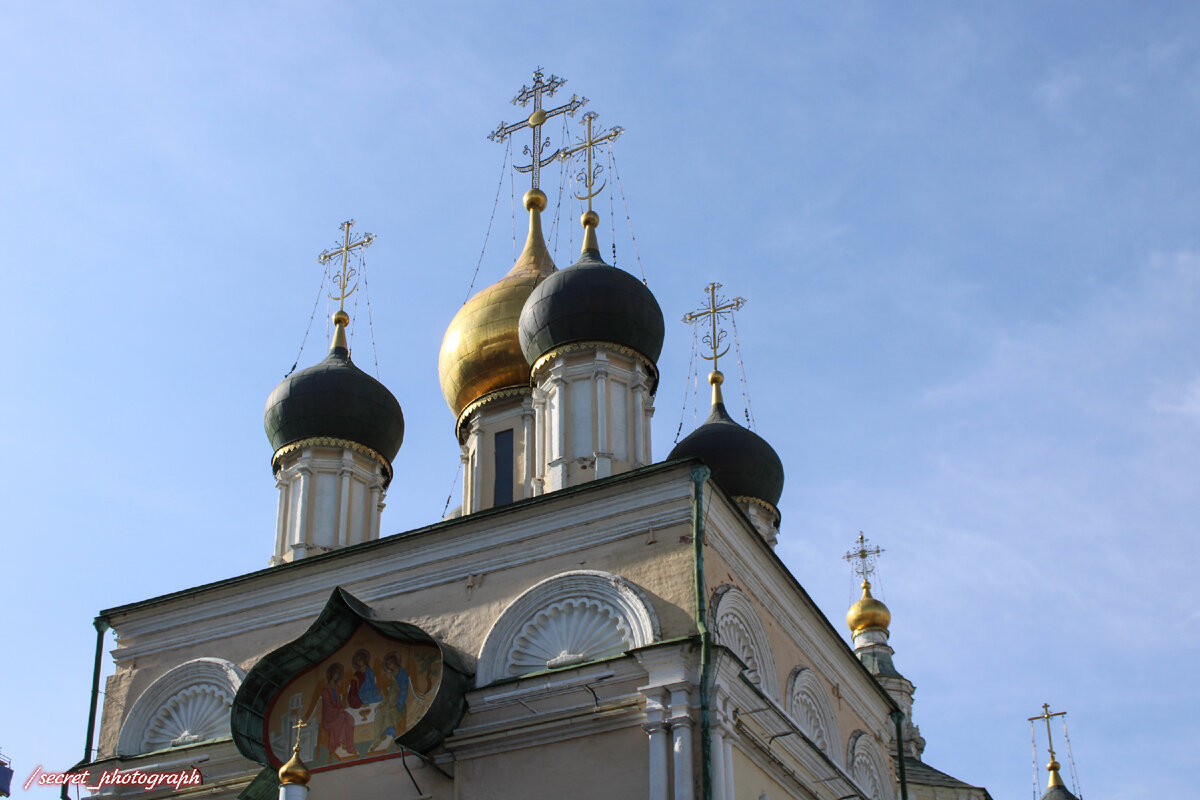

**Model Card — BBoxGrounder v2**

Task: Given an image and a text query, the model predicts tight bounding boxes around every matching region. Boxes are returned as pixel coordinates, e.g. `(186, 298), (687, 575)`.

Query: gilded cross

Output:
(488, 68), (587, 190)
(318, 220), (375, 312)
(681, 282), (746, 374)
(559, 111), (623, 211)
(291, 716), (308, 750)
(1028, 703), (1067, 761)
(843, 532), (884, 581)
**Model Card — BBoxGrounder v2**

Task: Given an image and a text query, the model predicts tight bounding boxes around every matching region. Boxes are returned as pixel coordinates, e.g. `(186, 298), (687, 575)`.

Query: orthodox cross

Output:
(843, 532), (884, 581)
(1028, 703), (1067, 761)
(318, 219), (375, 312)
(559, 111), (623, 211)
(488, 68), (587, 190)
(681, 282), (746, 374)
(291, 716), (308, 750)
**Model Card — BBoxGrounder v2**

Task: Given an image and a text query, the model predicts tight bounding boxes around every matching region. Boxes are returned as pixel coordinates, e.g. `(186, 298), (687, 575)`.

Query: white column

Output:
(369, 478), (382, 540)
(669, 686), (694, 800)
(292, 465), (312, 558)
(532, 388), (546, 496)
(632, 373), (646, 467)
(272, 475), (289, 565)
(642, 391), (656, 465)
(711, 719), (727, 800)
(521, 396), (535, 499)
(643, 720), (670, 800)
(337, 453), (353, 547)
(594, 365), (611, 478)
(549, 362), (568, 490)
(279, 784), (307, 800)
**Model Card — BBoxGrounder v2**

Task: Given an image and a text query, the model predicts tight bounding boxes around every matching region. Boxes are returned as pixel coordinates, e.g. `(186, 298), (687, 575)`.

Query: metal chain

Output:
(1062, 719), (1082, 798)
(464, 140), (511, 303)
(674, 326), (699, 443)
(286, 259), (332, 377)
(361, 261), (381, 379)
(609, 145), (647, 284)
(730, 314), (756, 430)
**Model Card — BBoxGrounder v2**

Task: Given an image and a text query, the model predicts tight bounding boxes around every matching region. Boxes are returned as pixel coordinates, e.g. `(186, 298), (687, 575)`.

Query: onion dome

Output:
(669, 371), (785, 514)
(518, 210), (664, 383)
(264, 310), (405, 482)
(439, 189), (556, 423)
(846, 579), (892, 634)
(278, 740), (311, 787)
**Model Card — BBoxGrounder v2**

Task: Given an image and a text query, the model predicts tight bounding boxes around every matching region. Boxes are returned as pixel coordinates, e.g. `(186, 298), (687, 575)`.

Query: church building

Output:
(75, 71), (996, 800)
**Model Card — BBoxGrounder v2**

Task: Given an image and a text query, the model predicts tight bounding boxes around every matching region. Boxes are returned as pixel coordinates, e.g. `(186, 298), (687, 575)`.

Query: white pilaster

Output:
(271, 444), (389, 565)
(669, 685), (695, 800)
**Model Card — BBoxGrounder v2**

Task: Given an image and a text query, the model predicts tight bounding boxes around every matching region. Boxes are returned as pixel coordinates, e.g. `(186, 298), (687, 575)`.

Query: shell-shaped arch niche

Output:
(786, 666), (842, 764)
(848, 729), (892, 800)
(476, 570), (660, 686)
(710, 585), (780, 699)
(118, 657), (245, 756)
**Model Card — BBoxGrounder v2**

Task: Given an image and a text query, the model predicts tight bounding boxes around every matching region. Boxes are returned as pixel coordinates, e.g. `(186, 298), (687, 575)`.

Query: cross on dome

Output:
(488, 68), (587, 190)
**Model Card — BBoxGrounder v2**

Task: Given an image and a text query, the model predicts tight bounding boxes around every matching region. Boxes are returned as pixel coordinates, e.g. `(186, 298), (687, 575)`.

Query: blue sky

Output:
(2, 3), (1197, 798)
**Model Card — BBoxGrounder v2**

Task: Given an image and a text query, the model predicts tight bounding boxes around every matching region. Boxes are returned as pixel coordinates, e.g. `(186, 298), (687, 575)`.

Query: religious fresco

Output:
(264, 623), (442, 770)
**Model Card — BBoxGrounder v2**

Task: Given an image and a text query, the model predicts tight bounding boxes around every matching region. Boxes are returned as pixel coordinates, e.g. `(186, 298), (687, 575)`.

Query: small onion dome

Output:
(846, 579), (891, 634)
(264, 310), (405, 480)
(518, 210), (664, 382)
(278, 743), (311, 786)
(669, 371), (784, 513)
(439, 189), (556, 420)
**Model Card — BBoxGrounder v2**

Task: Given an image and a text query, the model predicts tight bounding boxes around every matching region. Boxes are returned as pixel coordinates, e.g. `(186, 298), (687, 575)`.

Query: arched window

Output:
(848, 729), (892, 800)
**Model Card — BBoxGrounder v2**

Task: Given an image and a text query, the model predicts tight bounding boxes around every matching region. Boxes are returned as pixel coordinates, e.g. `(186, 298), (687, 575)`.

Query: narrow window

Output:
(494, 429), (514, 506)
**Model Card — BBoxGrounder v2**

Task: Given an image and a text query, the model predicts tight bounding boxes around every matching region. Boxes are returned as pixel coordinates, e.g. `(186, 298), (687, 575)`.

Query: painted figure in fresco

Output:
(370, 651), (412, 752)
(410, 649), (442, 700)
(312, 662), (357, 760)
(348, 648), (383, 709)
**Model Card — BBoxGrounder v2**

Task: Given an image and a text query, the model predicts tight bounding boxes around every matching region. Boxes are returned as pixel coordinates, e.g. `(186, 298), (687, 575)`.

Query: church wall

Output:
(699, 488), (896, 772)
(731, 745), (792, 800)
(453, 726), (646, 800)
(96, 464), (704, 762)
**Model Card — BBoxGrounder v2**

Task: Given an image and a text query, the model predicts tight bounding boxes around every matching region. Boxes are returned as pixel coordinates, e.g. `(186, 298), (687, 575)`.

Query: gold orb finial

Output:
(581, 209), (600, 229)
(846, 579), (891, 634)
(279, 719), (311, 786)
(333, 309), (350, 327)
(524, 188), (548, 212)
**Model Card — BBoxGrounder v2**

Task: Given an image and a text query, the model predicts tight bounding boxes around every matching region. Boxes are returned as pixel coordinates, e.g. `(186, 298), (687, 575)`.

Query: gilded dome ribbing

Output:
(438, 189), (556, 420)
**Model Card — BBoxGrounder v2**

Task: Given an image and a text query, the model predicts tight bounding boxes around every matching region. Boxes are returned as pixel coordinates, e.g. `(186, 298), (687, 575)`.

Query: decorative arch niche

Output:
(786, 666), (841, 764)
(710, 585), (780, 699)
(117, 657), (245, 756)
(848, 729), (892, 800)
(476, 570), (660, 686)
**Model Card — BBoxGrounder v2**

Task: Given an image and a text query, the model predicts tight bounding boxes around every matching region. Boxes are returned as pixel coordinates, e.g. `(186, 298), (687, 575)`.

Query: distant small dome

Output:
(438, 189), (555, 420)
(669, 372), (784, 511)
(265, 313), (404, 472)
(846, 580), (891, 633)
(518, 212), (664, 371)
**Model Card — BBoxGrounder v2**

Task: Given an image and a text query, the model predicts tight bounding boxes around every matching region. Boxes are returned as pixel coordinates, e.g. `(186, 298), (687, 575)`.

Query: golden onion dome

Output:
(438, 188), (556, 421)
(846, 579), (891, 634)
(278, 743), (311, 786)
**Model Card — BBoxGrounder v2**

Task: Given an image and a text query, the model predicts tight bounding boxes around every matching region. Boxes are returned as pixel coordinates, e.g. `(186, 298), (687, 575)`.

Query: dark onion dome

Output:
(265, 310), (405, 477)
(518, 210), (664, 383)
(1039, 762), (1079, 800)
(439, 189), (556, 422)
(669, 371), (784, 513)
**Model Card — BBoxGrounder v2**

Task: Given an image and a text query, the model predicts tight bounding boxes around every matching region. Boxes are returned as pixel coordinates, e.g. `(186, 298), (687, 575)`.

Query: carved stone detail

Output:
(117, 657), (244, 756)
(478, 570), (659, 685)
(848, 730), (891, 800)
(710, 585), (779, 699)
(786, 666), (841, 764)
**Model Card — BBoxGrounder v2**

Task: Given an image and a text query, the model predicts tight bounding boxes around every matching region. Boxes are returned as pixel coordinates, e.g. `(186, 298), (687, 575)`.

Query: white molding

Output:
(847, 729), (892, 800)
(710, 585), (780, 699)
(785, 666), (842, 765)
(476, 570), (660, 685)
(117, 658), (244, 756)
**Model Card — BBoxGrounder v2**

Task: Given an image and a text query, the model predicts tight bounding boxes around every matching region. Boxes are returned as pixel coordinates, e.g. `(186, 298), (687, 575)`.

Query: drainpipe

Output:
(691, 464), (713, 800)
(85, 616), (111, 762)
(890, 710), (909, 800)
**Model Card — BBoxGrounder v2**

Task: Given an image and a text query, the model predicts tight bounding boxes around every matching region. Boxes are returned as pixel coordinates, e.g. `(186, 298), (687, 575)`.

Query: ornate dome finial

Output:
(278, 720), (311, 787)
(846, 578), (892, 634)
